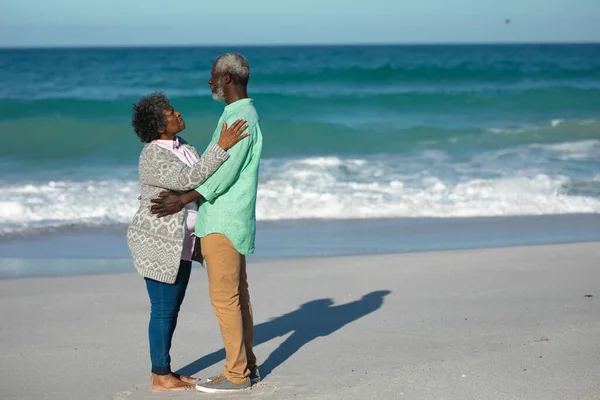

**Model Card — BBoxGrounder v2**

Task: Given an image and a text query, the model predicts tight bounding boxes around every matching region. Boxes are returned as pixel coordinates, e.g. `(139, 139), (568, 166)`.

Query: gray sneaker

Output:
(196, 375), (251, 393)
(208, 367), (260, 385)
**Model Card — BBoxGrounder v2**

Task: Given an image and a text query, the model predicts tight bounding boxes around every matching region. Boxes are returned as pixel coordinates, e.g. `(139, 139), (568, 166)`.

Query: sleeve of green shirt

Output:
(195, 120), (254, 202)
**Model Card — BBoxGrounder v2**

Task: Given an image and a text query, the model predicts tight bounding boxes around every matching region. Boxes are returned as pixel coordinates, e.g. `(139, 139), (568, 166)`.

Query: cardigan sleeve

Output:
(139, 143), (229, 192)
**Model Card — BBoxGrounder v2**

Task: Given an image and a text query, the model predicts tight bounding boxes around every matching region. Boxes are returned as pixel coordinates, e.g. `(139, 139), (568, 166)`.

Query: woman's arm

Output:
(140, 119), (250, 192)
(140, 143), (229, 192)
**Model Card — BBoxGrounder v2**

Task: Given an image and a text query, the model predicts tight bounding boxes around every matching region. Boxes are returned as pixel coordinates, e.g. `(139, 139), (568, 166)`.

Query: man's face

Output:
(209, 64), (225, 101)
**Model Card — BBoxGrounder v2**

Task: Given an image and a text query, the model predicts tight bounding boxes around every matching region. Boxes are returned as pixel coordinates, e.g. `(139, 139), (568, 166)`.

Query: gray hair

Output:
(214, 53), (250, 86)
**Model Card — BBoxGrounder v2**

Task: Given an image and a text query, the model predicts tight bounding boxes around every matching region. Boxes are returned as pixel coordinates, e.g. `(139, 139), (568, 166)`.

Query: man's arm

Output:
(150, 190), (202, 217)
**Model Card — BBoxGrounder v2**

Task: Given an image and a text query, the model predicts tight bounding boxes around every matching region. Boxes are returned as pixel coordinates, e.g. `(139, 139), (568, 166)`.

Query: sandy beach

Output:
(1, 241), (599, 400)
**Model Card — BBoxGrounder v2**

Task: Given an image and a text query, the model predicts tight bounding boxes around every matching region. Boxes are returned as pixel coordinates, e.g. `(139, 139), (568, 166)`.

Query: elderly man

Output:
(150, 53), (262, 392)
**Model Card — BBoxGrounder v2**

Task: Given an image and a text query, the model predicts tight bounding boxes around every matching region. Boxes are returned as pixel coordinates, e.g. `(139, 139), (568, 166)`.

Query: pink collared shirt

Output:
(151, 137), (199, 262)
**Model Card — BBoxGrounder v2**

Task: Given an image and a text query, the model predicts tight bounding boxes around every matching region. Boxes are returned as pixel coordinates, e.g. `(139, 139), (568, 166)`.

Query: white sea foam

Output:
(488, 126), (532, 135)
(1, 154), (599, 236)
(0, 180), (140, 235)
(488, 119), (596, 135)
(531, 140), (600, 161)
(256, 168), (600, 220)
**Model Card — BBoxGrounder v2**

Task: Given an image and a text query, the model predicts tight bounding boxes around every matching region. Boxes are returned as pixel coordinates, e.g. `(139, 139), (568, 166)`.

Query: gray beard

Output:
(211, 86), (225, 101)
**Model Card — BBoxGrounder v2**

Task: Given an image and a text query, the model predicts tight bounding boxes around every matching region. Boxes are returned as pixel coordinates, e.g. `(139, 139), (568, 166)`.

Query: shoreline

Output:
(1, 213), (600, 279)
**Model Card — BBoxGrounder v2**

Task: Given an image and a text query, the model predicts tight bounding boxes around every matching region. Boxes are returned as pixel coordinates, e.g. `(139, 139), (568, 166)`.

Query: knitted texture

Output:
(127, 139), (229, 283)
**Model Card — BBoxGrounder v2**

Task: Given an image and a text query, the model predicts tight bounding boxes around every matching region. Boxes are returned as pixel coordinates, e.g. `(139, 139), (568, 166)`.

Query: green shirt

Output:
(195, 98), (263, 254)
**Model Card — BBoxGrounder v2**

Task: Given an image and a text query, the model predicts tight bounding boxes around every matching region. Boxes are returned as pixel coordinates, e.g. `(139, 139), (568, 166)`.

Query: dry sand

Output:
(1, 242), (599, 400)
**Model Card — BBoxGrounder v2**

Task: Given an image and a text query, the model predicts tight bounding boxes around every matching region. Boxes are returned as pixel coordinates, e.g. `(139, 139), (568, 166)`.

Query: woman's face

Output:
(162, 106), (186, 138)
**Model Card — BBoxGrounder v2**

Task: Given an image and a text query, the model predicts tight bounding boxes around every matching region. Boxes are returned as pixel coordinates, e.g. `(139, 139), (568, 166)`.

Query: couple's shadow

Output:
(176, 290), (391, 380)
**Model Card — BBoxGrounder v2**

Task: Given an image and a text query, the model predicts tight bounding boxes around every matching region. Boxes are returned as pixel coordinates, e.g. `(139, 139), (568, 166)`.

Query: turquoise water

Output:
(1, 44), (600, 236)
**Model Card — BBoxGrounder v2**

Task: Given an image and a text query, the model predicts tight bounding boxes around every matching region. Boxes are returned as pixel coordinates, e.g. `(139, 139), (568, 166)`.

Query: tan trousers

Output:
(200, 233), (256, 384)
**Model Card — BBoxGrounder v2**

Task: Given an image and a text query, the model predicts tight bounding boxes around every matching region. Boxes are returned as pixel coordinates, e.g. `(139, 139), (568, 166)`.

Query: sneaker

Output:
(206, 374), (222, 383)
(196, 375), (251, 393)
(208, 367), (260, 385)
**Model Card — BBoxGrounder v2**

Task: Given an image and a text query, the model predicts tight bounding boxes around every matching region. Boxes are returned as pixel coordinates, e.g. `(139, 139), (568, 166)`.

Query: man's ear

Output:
(223, 73), (232, 85)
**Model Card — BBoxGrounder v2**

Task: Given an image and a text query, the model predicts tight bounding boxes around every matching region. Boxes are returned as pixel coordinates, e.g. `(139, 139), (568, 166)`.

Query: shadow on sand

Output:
(177, 290), (391, 379)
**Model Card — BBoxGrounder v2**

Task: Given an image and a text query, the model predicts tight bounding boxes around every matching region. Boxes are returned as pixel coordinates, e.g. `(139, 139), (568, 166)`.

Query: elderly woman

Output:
(127, 92), (248, 391)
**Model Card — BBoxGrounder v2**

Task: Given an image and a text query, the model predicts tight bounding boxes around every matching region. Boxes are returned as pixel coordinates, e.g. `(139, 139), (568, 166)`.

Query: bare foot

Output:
(173, 373), (199, 384)
(151, 373), (195, 391)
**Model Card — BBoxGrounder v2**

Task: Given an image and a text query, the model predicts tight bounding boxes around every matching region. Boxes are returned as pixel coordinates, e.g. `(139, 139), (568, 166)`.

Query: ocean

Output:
(1, 44), (600, 240)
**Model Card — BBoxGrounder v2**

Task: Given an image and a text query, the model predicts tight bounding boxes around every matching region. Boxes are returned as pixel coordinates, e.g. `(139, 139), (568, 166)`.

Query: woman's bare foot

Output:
(151, 373), (195, 391)
(173, 373), (199, 384)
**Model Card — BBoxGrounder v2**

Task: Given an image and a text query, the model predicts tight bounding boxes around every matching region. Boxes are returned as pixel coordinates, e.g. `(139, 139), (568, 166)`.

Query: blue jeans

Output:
(145, 260), (192, 375)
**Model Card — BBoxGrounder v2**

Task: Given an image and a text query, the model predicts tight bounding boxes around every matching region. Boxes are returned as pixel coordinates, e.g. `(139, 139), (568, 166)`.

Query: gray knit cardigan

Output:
(127, 138), (229, 283)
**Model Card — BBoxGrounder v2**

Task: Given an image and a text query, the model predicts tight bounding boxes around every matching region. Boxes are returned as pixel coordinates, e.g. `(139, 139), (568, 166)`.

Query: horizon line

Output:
(1, 40), (599, 50)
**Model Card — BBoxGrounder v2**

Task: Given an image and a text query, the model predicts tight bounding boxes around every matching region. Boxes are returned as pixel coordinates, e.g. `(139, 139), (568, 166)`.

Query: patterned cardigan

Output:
(127, 138), (229, 284)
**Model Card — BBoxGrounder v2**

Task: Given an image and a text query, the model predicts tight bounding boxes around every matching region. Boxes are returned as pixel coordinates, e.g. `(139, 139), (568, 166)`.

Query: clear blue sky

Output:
(1, 0), (598, 47)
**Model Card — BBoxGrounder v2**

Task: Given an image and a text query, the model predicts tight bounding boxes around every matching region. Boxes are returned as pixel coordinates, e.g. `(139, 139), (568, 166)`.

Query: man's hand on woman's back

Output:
(150, 190), (202, 218)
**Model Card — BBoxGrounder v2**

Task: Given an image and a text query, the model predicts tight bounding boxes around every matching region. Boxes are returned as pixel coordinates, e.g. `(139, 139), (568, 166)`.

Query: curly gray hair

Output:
(131, 91), (171, 143)
(214, 53), (250, 86)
